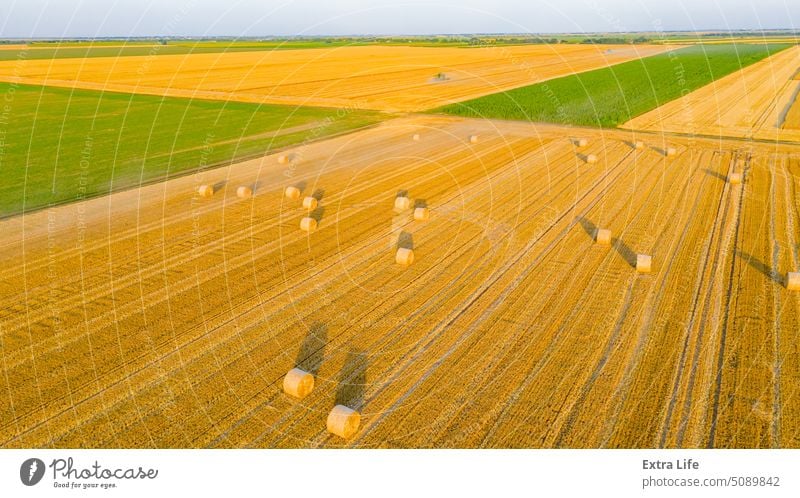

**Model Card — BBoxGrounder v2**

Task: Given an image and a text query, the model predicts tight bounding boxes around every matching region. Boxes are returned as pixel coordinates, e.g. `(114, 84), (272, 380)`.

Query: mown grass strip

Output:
(434, 44), (791, 127)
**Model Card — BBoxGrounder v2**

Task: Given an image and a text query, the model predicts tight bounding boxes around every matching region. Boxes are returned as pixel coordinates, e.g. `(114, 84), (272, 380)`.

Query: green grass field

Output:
(0, 39), (474, 61)
(434, 44), (791, 127)
(0, 83), (383, 216)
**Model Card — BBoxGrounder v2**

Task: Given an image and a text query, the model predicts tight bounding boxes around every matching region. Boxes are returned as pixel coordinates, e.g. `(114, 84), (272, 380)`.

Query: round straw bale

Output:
(412, 134), (420, 141)
(236, 186), (253, 199)
(396, 247), (414, 266)
(595, 228), (611, 245)
(302, 196), (318, 210)
(394, 196), (411, 210)
(277, 154), (289, 164)
(787, 272), (800, 291)
(300, 217), (317, 232)
(666, 147), (677, 157)
(636, 254), (652, 273)
(197, 185), (214, 198)
(283, 368), (314, 399)
(285, 186), (300, 200)
(634, 141), (644, 150)
(469, 135), (479, 144)
(413, 207), (430, 221)
(586, 154), (598, 164)
(326, 405), (361, 439)
(576, 138), (588, 147)
(728, 173), (742, 185)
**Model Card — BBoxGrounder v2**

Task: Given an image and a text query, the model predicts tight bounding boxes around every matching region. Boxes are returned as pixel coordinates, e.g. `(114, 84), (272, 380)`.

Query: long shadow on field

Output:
(295, 322), (328, 376)
(310, 206), (325, 223)
(576, 216), (597, 241)
(414, 198), (427, 208)
(623, 140), (641, 150)
(612, 237), (638, 268)
(397, 231), (414, 250)
(738, 251), (784, 285)
(212, 180), (227, 193)
(294, 181), (308, 194)
(650, 146), (668, 156)
(702, 169), (727, 183)
(335, 350), (368, 410)
(312, 188), (325, 201)
(396, 189), (409, 198)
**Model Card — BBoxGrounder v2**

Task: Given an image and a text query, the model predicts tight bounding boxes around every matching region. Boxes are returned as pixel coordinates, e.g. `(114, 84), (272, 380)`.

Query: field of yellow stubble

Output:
(0, 115), (798, 448)
(0, 44), (674, 112)
(625, 45), (800, 141)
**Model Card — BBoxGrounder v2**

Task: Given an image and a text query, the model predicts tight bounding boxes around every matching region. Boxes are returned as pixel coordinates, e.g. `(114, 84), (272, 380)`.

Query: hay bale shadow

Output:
(335, 350), (368, 410)
(294, 181), (307, 194)
(414, 198), (428, 208)
(396, 189), (409, 198)
(650, 146), (672, 157)
(310, 206), (325, 223)
(576, 153), (590, 162)
(623, 140), (641, 150)
(312, 188), (325, 201)
(738, 251), (784, 285)
(576, 216), (597, 240)
(612, 237), (638, 268)
(397, 231), (414, 250)
(702, 169), (727, 182)
(295, 322), (328, 376)
(212, 180), (227, 193)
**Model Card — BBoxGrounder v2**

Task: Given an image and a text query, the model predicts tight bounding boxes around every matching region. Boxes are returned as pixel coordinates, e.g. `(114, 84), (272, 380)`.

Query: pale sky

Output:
(0, 0), (797, 38)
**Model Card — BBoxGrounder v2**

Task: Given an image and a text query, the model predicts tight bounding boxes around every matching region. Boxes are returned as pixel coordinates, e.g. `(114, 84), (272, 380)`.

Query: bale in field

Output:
(236, 186), (253, 199)
(396, 247), (414, 266)
(277, 154), (289, 164)
(414, 207), (430, 221)
(283, 368), (314, 399)
(300, 217), (317, 232)
(787, 272), (800, 291)
(636, 254), (652, 273)
(469, 135), (479, 144)
(585, 154), (598, 164)
(197, 185), (214, 198)
(728, 173), (742, 184)
(326, 405), (361, 439)
(285, 186), (301, 200)
(412, 133), (420, 141)
(595, 228), (611, 245)
(634, 141), (645, 150)
(576, 138), (588, 147)
(394, 196), (411, 210)
(665, 147), (677, 157)
(302, 196), (318, 210)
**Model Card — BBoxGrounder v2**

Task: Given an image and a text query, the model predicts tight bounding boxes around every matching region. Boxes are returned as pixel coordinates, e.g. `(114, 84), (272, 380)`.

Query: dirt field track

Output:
(1, 115), (799, 448)
(625, 45), (800, 142)
(0, 44), (674, 112)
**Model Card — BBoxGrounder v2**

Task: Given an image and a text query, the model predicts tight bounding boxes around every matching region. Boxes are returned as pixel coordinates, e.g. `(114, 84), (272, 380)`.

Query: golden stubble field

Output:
(1, 115), (798, 448)
(0, 44), (675, 111)
(625, 45), (800, 142)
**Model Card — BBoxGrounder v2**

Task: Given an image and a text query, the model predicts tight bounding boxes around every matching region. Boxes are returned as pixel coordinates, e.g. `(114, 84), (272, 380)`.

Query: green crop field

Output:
(434, 44), (791, 127)
(0, 39), (475, 61)
(0, 83), (383, 216)
(0, 42), (361, 61)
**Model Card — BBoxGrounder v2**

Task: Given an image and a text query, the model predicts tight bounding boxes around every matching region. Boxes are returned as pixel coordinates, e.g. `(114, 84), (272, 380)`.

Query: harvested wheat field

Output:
(0, 44), (674, 112)
(624, 45), (800, 142)
(1, 115), (799, 449)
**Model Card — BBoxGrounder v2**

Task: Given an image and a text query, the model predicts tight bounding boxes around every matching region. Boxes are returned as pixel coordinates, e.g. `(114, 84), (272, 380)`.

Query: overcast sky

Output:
(1, 0), (798, 38)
